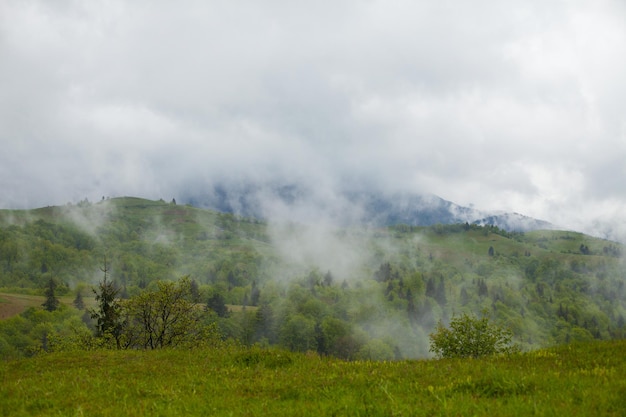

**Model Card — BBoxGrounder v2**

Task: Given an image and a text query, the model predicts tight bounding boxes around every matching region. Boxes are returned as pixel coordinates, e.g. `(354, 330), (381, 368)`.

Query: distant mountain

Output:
(181, 182), (554, 232)
(473, 212), (554, 232)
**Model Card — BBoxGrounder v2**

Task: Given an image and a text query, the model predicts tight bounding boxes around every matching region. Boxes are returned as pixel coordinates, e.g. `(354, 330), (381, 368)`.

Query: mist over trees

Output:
(0, 197), (625, 359)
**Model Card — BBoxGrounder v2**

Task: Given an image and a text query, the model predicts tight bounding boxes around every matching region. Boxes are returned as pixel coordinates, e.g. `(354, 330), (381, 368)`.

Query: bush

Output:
(429, 311), (519, 359)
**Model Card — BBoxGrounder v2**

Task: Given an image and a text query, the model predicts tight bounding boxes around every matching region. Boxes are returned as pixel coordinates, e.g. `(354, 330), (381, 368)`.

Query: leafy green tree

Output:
(357, 338), (395, 361)
(42, 278), (60, 312)
(279, 314), (317, 352)
(429, 311), (519, 359)
(319, 316), (351, 357)
(122, 277), (202, 349)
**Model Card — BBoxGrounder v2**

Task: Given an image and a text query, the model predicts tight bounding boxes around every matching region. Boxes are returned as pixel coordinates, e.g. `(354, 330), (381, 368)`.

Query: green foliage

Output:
(429, 311), (519, 359)
(0, 306), (91, 358)
(1, 341), (626, 416)
(2, 198), (626, 359)
(232, 346), (295, 369)
(89, 262), (124, 347)
(72, 290), (85, 310)
(121, 277), (203, 349)
(356, 339), (395, 361)
(206, 292), (230, 318)
(41, 278), (59, 312)
(279, 314), (317, 352)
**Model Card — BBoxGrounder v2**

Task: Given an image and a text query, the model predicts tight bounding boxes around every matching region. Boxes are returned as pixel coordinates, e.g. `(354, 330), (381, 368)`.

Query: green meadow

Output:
(1, 340), (625, 416)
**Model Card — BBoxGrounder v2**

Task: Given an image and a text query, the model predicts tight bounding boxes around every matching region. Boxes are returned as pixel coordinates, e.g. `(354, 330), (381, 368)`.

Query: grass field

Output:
(0, 292), (251, 320)
(1, 340), (625, 416)
(0, 293), (91, 320)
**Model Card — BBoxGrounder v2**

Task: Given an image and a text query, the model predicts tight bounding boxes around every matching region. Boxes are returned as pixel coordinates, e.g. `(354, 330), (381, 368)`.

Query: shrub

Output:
(429, 311), (519, 359)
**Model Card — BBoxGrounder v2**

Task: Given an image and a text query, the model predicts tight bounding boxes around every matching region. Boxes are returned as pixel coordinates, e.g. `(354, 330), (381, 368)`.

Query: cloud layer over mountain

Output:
(1, 0), (625, 239)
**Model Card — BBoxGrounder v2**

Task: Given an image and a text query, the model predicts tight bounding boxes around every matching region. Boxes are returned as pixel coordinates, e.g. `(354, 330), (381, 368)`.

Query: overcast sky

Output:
(1, 0), (625, 238)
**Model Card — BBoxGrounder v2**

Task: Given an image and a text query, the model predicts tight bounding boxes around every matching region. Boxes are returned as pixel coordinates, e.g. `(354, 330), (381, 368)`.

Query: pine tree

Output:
(206, 293), (229, 318)
(189, 279), (201, 303)
(42, 278), (60, 312)
(425, 277), (436, 298)
(73, 290), (85, 310)
(478, 278), (489, 298)
(374, 262), (392, 282)
(460, 287), (469, 306)
(250, 280), (261, 306)
(89, 258), (124, 347)
(435, 276), (447, 305)
(323, 270), (334, 287)
(406, 288), (418, 325)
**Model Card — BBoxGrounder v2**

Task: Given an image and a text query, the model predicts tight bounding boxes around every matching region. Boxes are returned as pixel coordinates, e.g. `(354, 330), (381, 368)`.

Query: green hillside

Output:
(1, 340), (625, 416)
(0, 197), (625, 359)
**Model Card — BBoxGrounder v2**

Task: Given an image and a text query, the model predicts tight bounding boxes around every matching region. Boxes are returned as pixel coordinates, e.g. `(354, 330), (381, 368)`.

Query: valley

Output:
(0, 196), (624, 359)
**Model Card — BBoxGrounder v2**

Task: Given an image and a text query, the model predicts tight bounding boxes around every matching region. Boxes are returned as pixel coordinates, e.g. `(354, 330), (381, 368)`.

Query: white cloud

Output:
(1, 0), (625, 239)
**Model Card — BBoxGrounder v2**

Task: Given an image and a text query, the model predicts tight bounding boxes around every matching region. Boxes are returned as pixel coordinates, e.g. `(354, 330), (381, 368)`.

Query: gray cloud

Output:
(1, 0), (625, 238)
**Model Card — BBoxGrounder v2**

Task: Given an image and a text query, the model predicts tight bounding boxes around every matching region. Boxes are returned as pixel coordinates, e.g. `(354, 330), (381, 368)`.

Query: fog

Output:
(1, 1), (625, 241)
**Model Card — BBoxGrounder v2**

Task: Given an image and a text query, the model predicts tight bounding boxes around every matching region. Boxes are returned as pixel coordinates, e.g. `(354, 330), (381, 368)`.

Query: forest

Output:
(0, 196), (625, 360)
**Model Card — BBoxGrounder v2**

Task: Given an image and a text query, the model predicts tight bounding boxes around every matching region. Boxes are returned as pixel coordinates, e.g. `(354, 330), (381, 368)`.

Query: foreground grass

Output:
(1, 341), (626, 416)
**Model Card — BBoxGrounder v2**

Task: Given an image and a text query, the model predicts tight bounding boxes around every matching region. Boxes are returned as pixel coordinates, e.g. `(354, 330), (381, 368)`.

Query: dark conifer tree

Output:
(42, 278), (60, 312)
(73, 290), (85, 310)
(435, 276), (447, 306)
(254, 303), (272, 341)
(425, 276), (436, 298)
(89, 258), (124, 347)
(206, 293), (229, 318)
(460, 287), (469, 306)
(250, 281), (261, 306)
(477, 279), (489, 298)
(189, 279), (201, 303)
(374, 262), (392, 282)
(323, 270), (334, 287)
(406, 288), (418, 325)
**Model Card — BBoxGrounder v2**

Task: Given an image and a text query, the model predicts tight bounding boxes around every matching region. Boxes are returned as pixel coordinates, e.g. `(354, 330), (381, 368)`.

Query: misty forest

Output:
(4, 0), (626, 413)
(1, 196), (624, 361)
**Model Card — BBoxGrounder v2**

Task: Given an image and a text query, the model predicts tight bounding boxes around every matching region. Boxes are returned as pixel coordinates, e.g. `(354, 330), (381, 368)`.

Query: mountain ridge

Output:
(1, 195), (624, 359)
(180, 182), (555, 233)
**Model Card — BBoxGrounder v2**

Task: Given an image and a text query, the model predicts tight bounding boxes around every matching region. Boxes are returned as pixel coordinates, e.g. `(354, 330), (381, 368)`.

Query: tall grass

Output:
(1, 340), (625, 416)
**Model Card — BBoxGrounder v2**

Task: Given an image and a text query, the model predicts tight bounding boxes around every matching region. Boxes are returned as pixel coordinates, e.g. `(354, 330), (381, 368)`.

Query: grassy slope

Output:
(0, 293), (250, 320)
(0, 197), (618, 276)
(0, 293), (252, 320)
(1, 340), (625, 416)
(1, 197), (624, 353)
(0, 293), (88, 320)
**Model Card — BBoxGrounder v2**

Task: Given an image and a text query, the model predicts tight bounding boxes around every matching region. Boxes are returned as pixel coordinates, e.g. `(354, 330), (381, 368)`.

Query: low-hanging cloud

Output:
(1, 0), (625, 239)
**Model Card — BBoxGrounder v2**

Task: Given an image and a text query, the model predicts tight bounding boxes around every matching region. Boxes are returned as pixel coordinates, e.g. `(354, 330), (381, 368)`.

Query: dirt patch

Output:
(0, 293), (44, 320)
